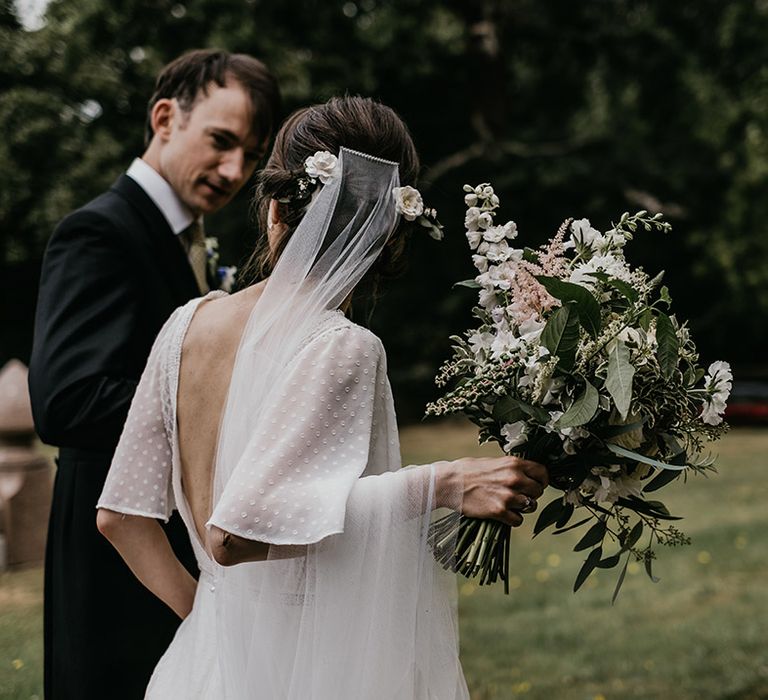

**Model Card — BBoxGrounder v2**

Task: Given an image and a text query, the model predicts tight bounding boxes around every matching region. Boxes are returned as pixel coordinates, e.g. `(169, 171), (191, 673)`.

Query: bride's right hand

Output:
(434, 456), (549, 527)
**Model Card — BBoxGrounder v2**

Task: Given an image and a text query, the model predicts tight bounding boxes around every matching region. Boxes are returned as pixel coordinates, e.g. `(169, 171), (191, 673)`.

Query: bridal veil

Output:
(205, 148), (467, 699)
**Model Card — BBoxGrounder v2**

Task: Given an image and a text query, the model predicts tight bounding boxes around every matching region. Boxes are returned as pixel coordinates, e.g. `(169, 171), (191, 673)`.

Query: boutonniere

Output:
(205, 236), (237, 293)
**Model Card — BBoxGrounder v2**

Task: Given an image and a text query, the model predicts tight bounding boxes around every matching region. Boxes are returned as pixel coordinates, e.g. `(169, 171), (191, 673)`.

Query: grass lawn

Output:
(1, 424), (766, 699)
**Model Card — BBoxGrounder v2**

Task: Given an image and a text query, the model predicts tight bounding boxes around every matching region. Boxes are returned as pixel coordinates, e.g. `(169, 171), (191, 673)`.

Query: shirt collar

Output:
(126, 158), (196, 235)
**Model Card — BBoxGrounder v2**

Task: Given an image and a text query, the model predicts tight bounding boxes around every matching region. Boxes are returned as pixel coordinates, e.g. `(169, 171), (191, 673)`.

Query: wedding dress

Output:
(97, 148), (469, 699)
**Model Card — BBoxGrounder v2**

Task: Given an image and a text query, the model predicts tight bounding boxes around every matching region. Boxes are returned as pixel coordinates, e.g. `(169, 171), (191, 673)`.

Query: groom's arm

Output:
(29, 209), (141, 451)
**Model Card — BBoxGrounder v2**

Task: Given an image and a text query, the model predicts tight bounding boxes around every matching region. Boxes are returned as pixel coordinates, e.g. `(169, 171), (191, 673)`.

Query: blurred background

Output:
(1, 1), (767, 698)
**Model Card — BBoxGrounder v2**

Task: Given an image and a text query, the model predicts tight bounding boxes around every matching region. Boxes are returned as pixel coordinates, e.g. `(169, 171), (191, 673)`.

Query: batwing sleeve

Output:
(96, 309), (181, 521)
(207, 324), (384, 545)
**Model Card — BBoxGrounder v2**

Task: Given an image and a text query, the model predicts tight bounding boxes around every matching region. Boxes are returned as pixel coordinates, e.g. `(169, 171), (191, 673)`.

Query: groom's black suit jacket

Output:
(29, 174), (201, 700)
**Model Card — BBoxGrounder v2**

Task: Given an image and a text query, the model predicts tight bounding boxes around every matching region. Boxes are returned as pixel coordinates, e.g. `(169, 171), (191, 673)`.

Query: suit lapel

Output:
(110, 175), (200, 302)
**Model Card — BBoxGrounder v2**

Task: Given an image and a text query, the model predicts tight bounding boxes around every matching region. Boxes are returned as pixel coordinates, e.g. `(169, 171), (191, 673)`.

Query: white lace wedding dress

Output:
(98, 291), (469, 699)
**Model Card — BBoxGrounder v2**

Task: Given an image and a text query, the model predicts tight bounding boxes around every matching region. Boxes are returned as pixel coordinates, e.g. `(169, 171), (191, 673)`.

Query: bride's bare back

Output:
(176, 283), (266, 544)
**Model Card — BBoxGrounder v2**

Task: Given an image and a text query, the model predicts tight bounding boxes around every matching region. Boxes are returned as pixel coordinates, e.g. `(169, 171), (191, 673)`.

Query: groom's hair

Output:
(144, 49), (281, 147)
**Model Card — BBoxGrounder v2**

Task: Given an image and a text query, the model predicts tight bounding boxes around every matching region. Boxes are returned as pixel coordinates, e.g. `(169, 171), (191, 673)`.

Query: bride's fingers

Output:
(519, 460), (549, 488)
(506, 492), (538, 513)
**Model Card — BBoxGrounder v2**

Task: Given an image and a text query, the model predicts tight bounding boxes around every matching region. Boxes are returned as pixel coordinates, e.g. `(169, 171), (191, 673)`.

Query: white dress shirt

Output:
(126, 158), (196, 235)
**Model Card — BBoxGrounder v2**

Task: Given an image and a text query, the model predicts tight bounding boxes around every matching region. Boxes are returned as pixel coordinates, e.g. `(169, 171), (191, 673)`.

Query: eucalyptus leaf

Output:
(537, 276), (601, 338)
(655, 312), (679, 380)
(643, 468), (682, 493)
(553, 516), (593, 535)
(644, 553), (660, 583)
(453, 279), (481, 290)
(574, 546), (602, 592)
(611, 555), (630, 605)
(573, 519), (607, 551)
(607, 444), (689, 471)
(556, 379), (599, 428)
(555, 502), (575, 528)
(626, 521), (644, 549)
(533, 497), (566, 536)
(540, 303), (580, 370)
(597, 553), (622, 569)
(605, 340), (635, 419)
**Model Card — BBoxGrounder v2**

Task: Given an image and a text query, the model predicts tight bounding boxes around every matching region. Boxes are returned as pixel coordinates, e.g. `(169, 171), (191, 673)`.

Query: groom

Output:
(29, 49), (280, 699)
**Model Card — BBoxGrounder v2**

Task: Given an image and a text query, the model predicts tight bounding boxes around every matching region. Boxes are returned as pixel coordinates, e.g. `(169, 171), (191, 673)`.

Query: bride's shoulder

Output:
(305, 314), (385, 365)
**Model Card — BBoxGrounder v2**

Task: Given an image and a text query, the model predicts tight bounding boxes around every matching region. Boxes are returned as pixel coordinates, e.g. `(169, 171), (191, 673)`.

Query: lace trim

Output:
(340, 146), (398, 167)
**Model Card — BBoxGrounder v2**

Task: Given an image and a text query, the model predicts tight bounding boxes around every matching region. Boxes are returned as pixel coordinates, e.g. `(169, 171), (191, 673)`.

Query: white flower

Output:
(484, 240), (514, 264)
(466, 229), (483, 249)
(472, 254), (488, 272)
(304, 150), (339, 184)
(465, 207), (493, 231)
(518, 316), (545, 344)
(700, 360), (732, 425)
(482, 225), (508, 243)
(217, 266), (237, 293)
(392, 185), (424, 221)
(478, 286), (498, 309)
(464, 193), (478, 207)
(569, 218), (603, 249)
(569, 253), (632, 288)
(468, 330), (494, 359)
(501, 421), (528, 452)
(490, 329), (521, 360)
(502, 221), (518, 240)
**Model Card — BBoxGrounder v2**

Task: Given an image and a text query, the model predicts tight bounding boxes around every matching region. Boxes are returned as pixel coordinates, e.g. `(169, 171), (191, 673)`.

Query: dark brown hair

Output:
(242, 96), (420, 292)
(144, 49), (281, 147)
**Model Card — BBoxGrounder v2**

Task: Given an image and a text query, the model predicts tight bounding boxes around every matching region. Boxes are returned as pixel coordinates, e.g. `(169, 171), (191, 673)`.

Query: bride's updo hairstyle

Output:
(244, 96), (420, 289)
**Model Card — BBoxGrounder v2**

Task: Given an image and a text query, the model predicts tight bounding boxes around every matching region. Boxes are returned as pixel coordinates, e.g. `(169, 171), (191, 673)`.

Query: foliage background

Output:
(2, 0), (767, 419)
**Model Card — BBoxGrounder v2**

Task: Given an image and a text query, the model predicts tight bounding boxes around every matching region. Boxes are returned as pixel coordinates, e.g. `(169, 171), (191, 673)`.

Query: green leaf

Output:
(606, 444), (689, 471)
(574, 519), (607, 551)
(574, 546), (602, 592)
(601, 420), (645, 439)
(655, 312), (679, 381)
(491, 397), (524, 424)
(644, 552), (660, 583)
(611, 555), (630, 605)
(556, 379), (599, 428)
(541, 303), (580, 370)
(638, 307), (653, 331)
(533, 497), (566, 536)
(606, 278), (639, 303)
(605, 340), (635, 419)
(553, 516), (593, 535)
(453, 279), (481, 289)
(555, 502), (575, 528)
(537, 276), (602, 338)
(492, 396), (549, 424)
(626, 521), (644, 549)
(643, 468), (682, 493)
(659, 285), (672, 305)
(597, 553), (622, 569)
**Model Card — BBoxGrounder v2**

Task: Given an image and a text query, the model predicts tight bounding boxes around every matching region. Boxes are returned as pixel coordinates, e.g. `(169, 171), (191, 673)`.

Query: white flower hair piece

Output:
(304, 150), (340, 184)
(393, 185), (444, 240)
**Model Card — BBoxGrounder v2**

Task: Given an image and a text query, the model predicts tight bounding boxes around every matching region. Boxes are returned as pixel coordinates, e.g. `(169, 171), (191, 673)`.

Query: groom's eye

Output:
(212, 133), (230, 150)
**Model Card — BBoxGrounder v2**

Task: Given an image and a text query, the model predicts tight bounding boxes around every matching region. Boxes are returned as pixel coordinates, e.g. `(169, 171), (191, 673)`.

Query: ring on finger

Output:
(522, 496), (536, 513)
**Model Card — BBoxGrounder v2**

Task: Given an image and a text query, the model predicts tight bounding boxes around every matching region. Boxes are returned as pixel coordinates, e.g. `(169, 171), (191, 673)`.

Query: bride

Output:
(96, 96), (548, 699)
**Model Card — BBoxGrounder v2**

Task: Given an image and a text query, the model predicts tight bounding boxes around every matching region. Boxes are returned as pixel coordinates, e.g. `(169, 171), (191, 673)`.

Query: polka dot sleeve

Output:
(207, 324), (383, 546)
(97, 310), (179, 522)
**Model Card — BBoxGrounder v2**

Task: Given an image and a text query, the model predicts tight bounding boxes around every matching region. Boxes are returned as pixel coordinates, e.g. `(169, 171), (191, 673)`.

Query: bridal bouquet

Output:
(426, 184), (732, 600)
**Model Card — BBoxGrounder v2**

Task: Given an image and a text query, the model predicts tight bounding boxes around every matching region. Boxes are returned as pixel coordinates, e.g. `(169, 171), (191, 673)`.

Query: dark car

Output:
(724, 380), (768, 425)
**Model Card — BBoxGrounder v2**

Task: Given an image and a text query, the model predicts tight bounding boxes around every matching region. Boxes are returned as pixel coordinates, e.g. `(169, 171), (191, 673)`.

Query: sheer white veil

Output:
(212, 147), (400, 503)
(205, 147), (466, 699)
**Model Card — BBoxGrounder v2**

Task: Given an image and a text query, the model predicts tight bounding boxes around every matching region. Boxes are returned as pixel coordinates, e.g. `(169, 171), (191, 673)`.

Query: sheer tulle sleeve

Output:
(96, 310), (180, 522)
(207, 323), (383, 545)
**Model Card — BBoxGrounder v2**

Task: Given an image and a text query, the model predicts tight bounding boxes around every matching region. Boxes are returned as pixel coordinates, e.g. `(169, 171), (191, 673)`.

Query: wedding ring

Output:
(522, 496), (536, 513)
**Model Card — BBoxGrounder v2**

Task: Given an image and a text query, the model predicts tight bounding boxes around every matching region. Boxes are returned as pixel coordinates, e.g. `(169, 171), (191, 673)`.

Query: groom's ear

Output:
(149, 98), (177, 143)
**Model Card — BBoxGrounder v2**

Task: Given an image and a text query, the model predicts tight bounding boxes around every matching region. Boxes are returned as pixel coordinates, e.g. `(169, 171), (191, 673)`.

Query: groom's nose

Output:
(218, 149), (245, 185)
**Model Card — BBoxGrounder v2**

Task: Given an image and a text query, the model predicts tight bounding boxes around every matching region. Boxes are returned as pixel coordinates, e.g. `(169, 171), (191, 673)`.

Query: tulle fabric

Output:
(99, 147), (468, 698)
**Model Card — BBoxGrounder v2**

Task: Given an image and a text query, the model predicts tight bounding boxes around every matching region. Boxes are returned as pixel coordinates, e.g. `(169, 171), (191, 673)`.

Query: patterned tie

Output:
(182, 219), (209, 294)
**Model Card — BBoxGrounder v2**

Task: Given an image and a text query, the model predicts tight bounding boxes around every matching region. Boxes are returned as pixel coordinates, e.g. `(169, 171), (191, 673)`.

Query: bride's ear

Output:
(267, 199), (282, 230)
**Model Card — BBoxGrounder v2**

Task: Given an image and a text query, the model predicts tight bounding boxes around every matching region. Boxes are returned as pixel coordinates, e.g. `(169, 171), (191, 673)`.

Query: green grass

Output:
(401, 422), (768, 700)
(1, 425), (766, 699)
